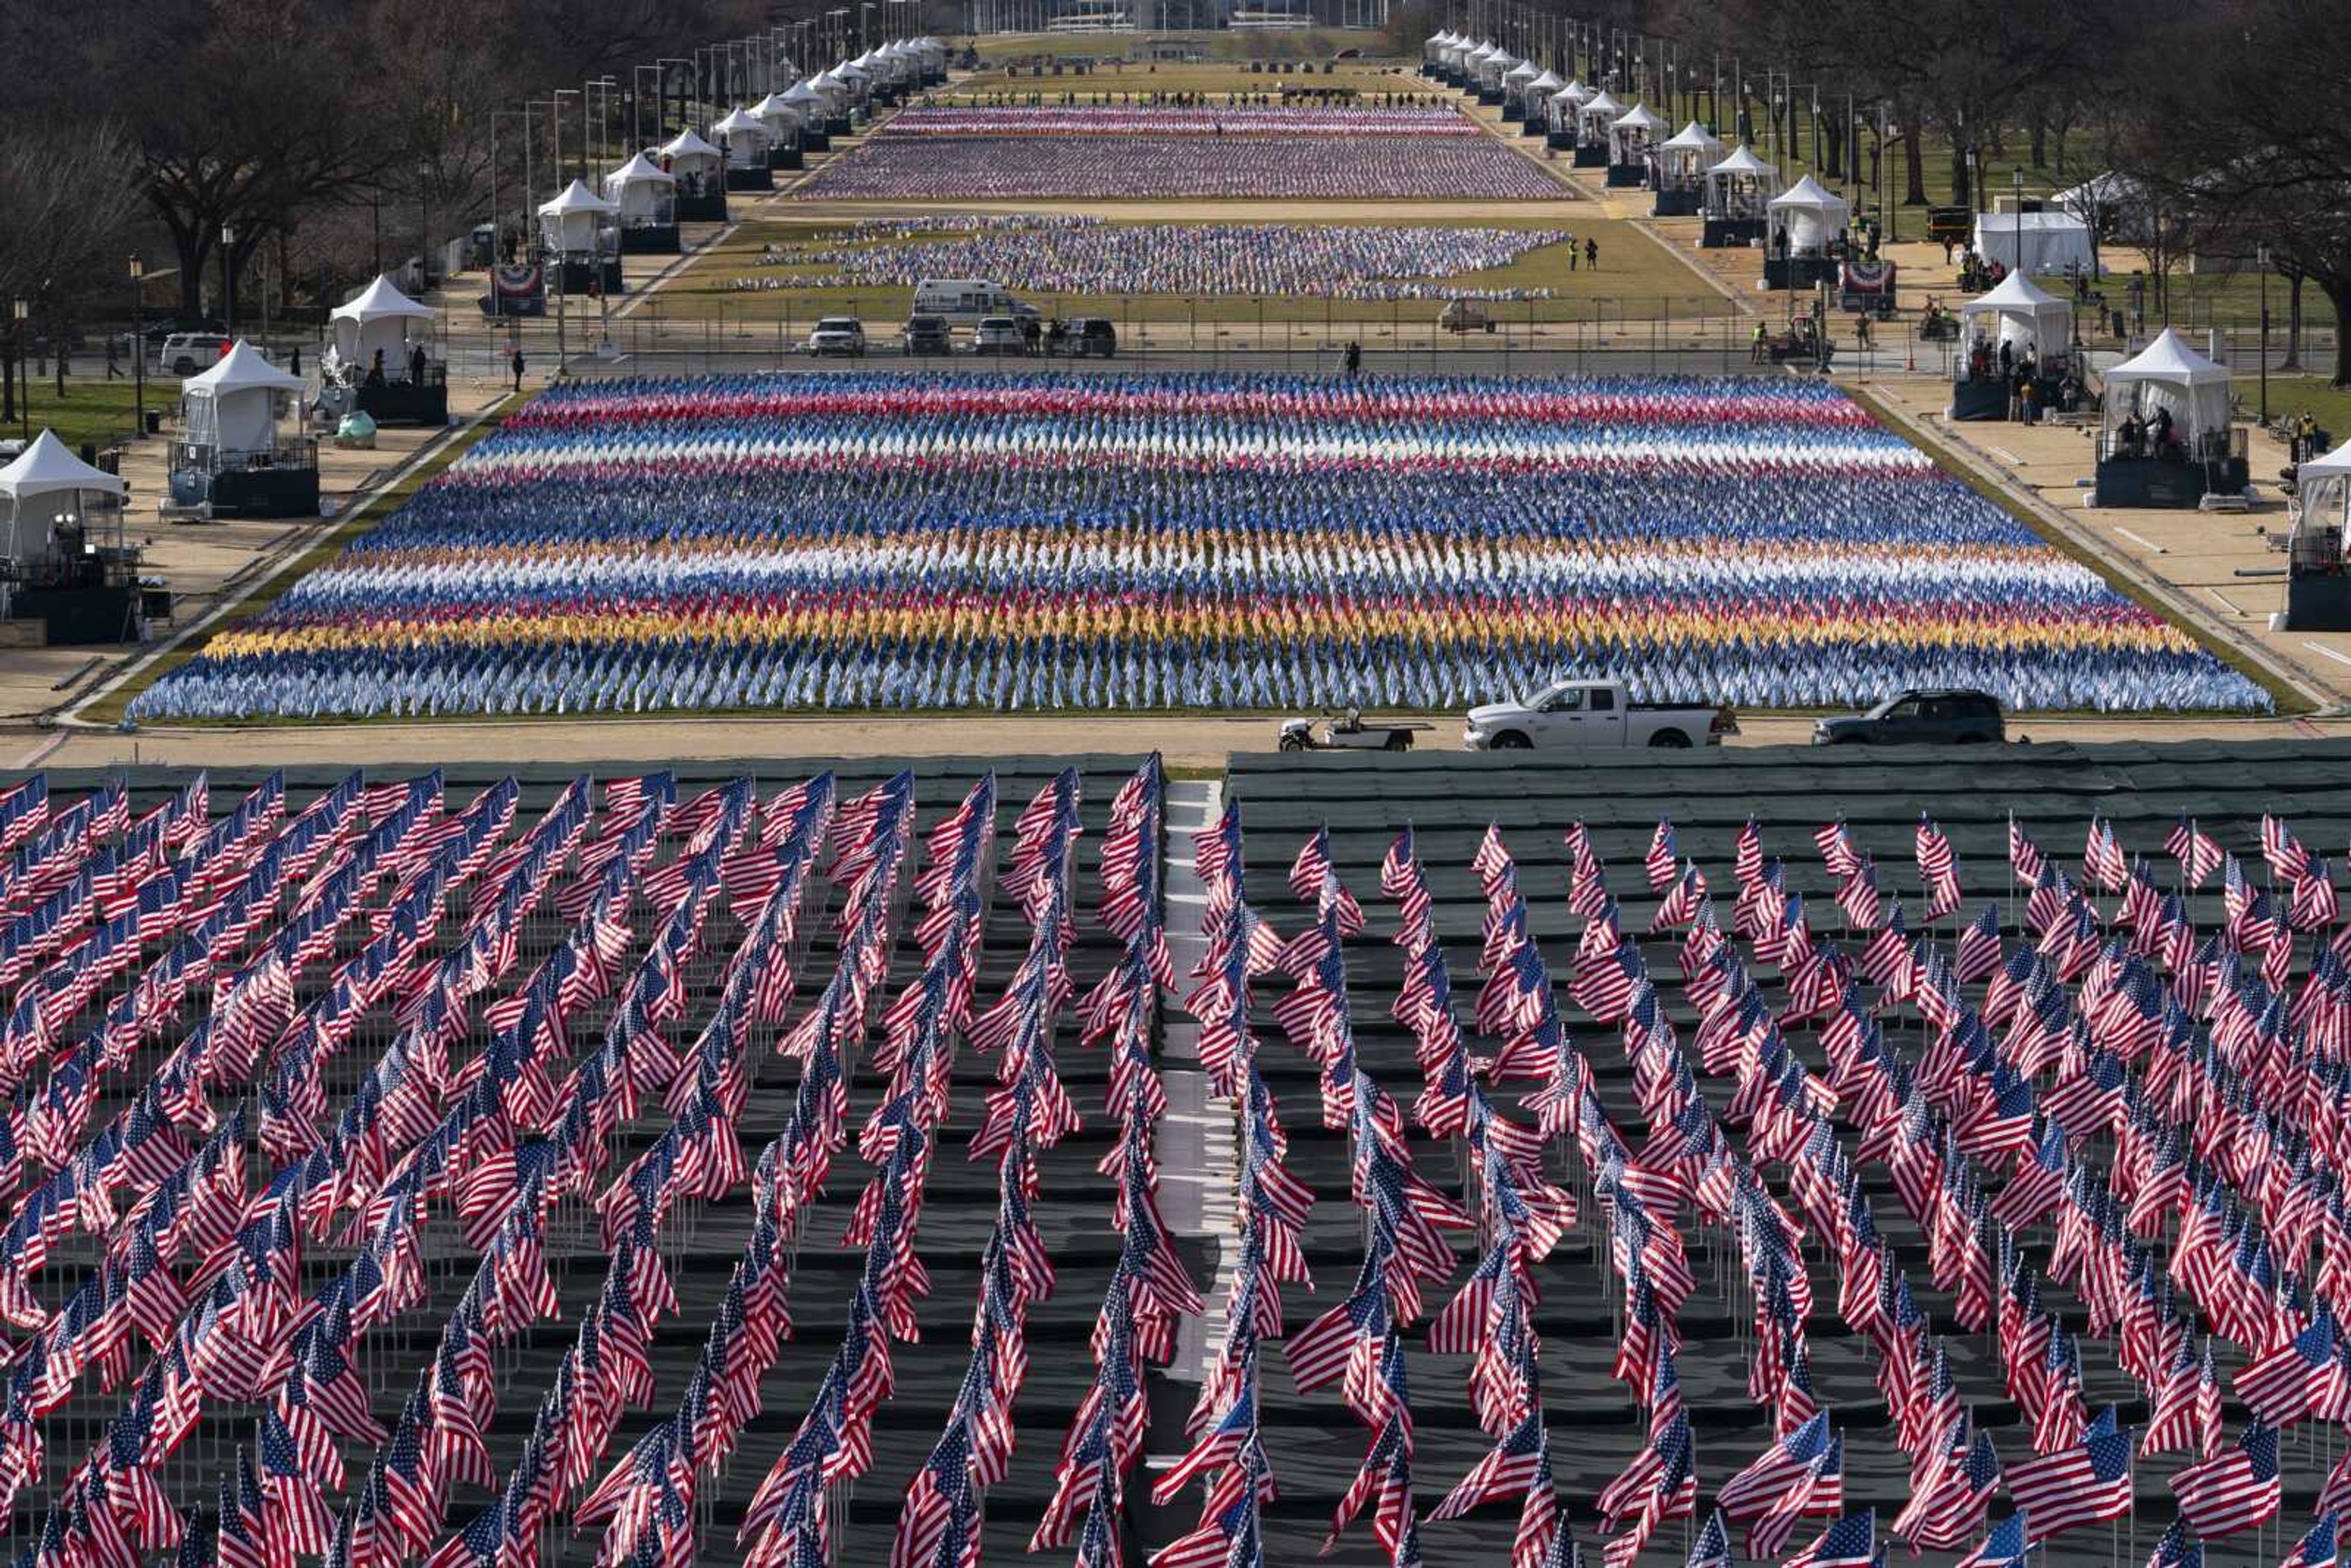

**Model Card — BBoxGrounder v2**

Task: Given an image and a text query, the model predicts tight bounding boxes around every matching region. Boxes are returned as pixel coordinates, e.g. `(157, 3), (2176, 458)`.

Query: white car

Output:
(972, 315), (1029, 354)
(1461, 678), (1737, 751)
(804, 317), (866, 356)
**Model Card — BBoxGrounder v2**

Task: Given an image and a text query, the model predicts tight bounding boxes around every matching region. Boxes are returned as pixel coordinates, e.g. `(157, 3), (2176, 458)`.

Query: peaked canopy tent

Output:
(602, 156), (680, 253)
(809, 72), (855, 138)
(713, 108), (775, 190)
(1571, 89), (1621, 167)
(0, 430), (126, 572)
(1472, 50), (1517, 104)
(2095, 329), (2247, 506)
(328, 275), (448, 427)
(1652, 121), (1722, 215)
(173, 340), (317, 517)
(659, 129), (729, 219)
(781, 80), (833, 151)
(1764, 174), (1848, 288)
(1514, 69), (1561, 133)
(1948, 274), (2075, 419)
(538, 180), (626, 298)
(1702, 144), (1778, 246)
(1607, 102), (1667, 188)
(751, 90), (810, 170)
(1423, 28), (1455, 69)
(2287, 441), (2351, 628)
(0, 429), (140, 641)
(1499, 58), (1541, 121)
(1543, 81), (1589, 148)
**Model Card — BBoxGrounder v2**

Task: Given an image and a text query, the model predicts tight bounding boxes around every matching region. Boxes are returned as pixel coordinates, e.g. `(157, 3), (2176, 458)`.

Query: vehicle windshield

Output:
(980, 317), (1015, 329)
(816, 318), (858, 331)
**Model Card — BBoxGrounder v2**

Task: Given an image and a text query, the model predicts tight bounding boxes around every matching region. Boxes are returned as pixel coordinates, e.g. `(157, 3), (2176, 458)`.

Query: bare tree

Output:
(0, 119), (144, 423)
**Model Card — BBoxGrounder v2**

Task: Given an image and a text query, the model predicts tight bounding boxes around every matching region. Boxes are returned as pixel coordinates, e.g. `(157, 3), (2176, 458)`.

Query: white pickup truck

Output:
(1461, 678), (1738, 751)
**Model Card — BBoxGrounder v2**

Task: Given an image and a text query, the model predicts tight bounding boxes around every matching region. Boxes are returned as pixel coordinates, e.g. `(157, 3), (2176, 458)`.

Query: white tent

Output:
(329, 274), (435, 373)
(1520, 69), (1561, 113)
(602, 154), (676, 223)
(1704, 144), (1779, 219)
(1545, 81), (1589, 131)
(1475, 51), (1518, 90)
(754, 89), (807, 135)
(181, 340), (303, 455)
(1504, 59), (1540, 86)
(2294, 441), (2351, 537)
(713, 107), (771, 165)
(2103, 328), (2232, 449)
(1656, 121), (1723, 191)
(538, 179), (616, 253)
(1956, 272), (2074, 362)
(781, 80), (827, 124)
(1575, 90), (1622, 143)
(658, 129), (724, 184)
(0, 430), (125, 573)
(1608, 102), (1667, 165)
(1768, 174), (1849, 255)
(1972, 211), (2095, 277)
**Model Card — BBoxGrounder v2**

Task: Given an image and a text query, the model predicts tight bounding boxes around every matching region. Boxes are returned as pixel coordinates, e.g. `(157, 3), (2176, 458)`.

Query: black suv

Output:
(1812, 689), (2005, 746)
(1047, 318), (1117, 358)
(901, 315), (952, 356)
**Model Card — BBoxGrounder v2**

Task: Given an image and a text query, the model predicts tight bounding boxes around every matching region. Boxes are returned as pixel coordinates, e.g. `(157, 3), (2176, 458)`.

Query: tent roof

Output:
(753, 91), (798, 118)
(2301, 443), (2351, 479)
(1769, 173), (1848, 212)
(1612, 103), (1667, 130)
(659, 129), (720, 160)
(1660, 121), (1722, 151)
(182, 339), (303, 397)
(713, 107), (768, 135)
(538, 178), (616, 217)
(330, 274), (434, 324)
(2106, 328), (2231, 387)
(1504, 59), (1540, 81)
(1550, 80), (1588, 102)
(1525, 70), (1562, 90)
(1708, 143), (1775, 178)
(0, 430), (127, 501)
(1579, 90), (1622, 116)
(781, 81), (825, 103)
(1957, 271), (2069, 315)
(606, 152), (676, 188)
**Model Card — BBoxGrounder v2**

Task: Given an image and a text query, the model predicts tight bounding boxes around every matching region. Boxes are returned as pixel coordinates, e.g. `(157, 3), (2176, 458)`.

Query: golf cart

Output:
(1278, 708), (1433, 752)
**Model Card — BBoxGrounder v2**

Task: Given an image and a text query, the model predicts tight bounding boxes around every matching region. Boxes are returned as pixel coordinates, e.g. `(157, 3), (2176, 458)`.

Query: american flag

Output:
(2006, 1423), (2133, 1541)
(1645, 821), (1679, 893)
(2165, 814), (2224, 888)
(2281, 1511), (2339, 1567)
(1783, 1507), (1876, 1568)
(2145, 1520), (2205, 1568)
(1896, 1427), (2000, 1550)
(1915, 815), (1961, 920)
(2172, 1419), (2282, 1537)
(1955, 1514), (2030, 1568)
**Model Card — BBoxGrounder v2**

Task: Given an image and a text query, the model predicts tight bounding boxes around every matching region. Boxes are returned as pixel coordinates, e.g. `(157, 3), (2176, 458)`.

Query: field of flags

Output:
(126, 372), (2266, 724)
(9, 737), (2351, 1564)
(732, 216), (1564, 302)
(793, 104), (1565, 201)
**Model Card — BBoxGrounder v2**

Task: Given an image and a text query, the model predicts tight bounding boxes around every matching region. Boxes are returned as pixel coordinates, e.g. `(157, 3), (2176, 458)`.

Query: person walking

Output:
(1750, 321), (1767, 364)
(511, 347), (526, 395)
(1584, 236), (1599, 270)
(1343, 340), (1361, 378)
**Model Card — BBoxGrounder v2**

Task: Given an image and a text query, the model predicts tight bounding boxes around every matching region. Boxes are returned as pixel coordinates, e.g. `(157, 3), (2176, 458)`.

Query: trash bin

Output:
(144, 410), (162, 436)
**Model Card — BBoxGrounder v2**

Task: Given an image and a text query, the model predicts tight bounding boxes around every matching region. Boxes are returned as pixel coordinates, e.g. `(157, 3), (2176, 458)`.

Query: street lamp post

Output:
(11, 299), (28, 441)
(129, 257), (146, 438)
(416, 157), (432, 288)
(220, 225), (237, 338)
(2258, 243), (2270, 424)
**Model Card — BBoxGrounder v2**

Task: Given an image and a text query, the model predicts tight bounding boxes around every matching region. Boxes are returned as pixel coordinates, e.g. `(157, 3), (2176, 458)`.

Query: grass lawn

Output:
(2264, 378), (2351, 441)
(658, 214), (1722, 327)
(2, 380), (153, 454)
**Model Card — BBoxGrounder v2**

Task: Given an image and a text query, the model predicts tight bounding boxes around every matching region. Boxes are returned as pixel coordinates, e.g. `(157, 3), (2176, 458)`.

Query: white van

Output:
(910, 279), (1038, 326)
